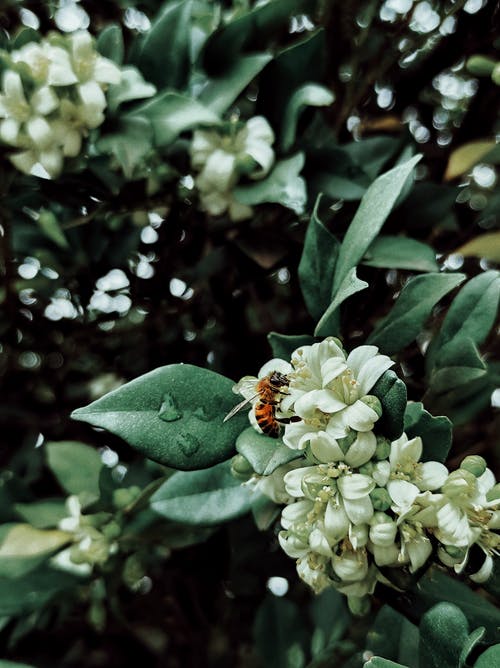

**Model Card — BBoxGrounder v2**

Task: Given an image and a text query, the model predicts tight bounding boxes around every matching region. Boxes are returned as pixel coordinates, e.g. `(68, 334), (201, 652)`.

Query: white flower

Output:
(69, 31), (121, 87)
(191, 116), (275, 221)
(11, 41), (77, 86)
(283, 340), (393, 449)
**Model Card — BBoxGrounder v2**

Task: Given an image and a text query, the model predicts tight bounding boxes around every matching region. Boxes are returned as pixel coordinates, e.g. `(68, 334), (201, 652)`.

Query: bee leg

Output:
(275, 416), (302, 424)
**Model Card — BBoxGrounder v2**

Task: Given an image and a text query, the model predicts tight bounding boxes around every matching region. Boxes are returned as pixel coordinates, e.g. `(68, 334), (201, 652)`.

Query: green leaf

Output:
(0, 524), (70, 579)
(403, 402), (452, 463)
(14, 500), (67, 529)
(332, 155), (422, 295)
(0, 660), (37, 667)
(11, 28), (40, 49)
(426, 271), (500, 373)
(459, 627), (485, 668)
(267, 333), (315, 361)
(0, 566), (77, 616)
(136, 0), (192, 90)
(251, 495), (281, 531)
(71, 364), (248, 471)
(474, 645), (500, 668)
(150, 460), (253, 525)
(367, 273), (465, 355)
(298, 196), (340, 321)
(234, 153), (307, 214)
(343, 136), (402, 180)
(107, 66), (156, 113)
(97, 116), (153, 178)
(444, 140), (496, 181)
(456, 233), (500, 263)
(429, 366), (487, 396)
(309, 588), (349, 655)
(364, 659), (409, 668)
(130, 91), (219, 147)
(36, 209), (69, 249)
(419, 603), (469, 668)
(96, 24), (124, 64)
(254, 596), (309, 668)
(416, 568), (500, 640)
(236, 427), (303, 475)
(363, 236), (439, 272)
(367, 606), (408, 662)
(436, 337), (486, 371)
(45, 441), (102, 505)
(315, 267), (368, 337)
(199, 53), (273, 115)
(281, 83), (334, 152)
(371, 370), (407, 441)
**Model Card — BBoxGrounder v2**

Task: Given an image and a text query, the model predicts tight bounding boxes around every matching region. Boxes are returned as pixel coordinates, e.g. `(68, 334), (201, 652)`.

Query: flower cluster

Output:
(0, 30), (121, 178)
(234, 338), (500, 608)
(190, 116), (275, 221)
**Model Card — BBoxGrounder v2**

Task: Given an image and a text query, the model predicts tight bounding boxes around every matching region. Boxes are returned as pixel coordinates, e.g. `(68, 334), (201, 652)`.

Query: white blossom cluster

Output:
(0, 30), (121, 178)
(236, 338), (500, 607)
(190, 116), (275, 221)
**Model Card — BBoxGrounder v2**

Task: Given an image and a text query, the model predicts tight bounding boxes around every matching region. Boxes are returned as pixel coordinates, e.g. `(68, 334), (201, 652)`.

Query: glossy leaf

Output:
(419, 603), (469, 668)
(72, 365), (248, 471)
(426, 271), (500, 373)
(403, 402), (452, 463)
(267, 333), (315, 361)
(136, 0), (192, 89)
(455, 233), (500, 263)
(236, 427), (302, 476)
(45, 441), (102, 504)
(130, 91), (219, 147)
(281, 83), (334, 152)
(332, 155), (422, 295)
(150, 460), (253, 525)
(363, 236), (439, 272)
(371, 370), (407, 441)
(199, 53), (273, 115)
(368, 273), (465, 355)
(96, 24), (124, 64)
(234, 153), (307, 213)
(298, 197), (340, 322)
(315, 267), (368, 337)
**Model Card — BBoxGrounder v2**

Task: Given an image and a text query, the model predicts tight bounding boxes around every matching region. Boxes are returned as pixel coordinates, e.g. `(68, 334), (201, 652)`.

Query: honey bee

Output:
(223, 371), (300, 438)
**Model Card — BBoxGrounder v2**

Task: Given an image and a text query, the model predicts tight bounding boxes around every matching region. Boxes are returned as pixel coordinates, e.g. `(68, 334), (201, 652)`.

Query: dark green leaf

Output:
(254, 596), (309, 668)
(97, 116), (153, 178)
(364, 659), (409, 668)
(368, 273), (465, 355)
(474, 645), (500, 668)
(429, 366), (487, 396)
(130, 91), (219, 147)
(0, 659), (37, 667)
(436, 337), (486, 371)
(298, 196), (339, 322)
(426, 271), (500, 374)
(251, 495), (281, 531)
(403, 402), (452, 464)
(236, 427), (303, 476)
(0, 566), (77, 616)
(234, 153), (307, 213)
(96, 24), (124, 64)
(72, 364), (248, 471)
(281, 84), (334, 152)
(371, 370), (407, 441)
(367, 606), (407, 662)
(150, 460), (253, 525)
(267, 333), (315, 361)
(45, 441), (102, 504)
(309, 588), (349, 655)
(344, 136), (402, 179)
(315, 267), (368, 337)
(12, 28), (40, 49)
(199, 53), (273, 115)
(136, 0), (192, 89)
(332, 155), (422, 295)
(419, 603), (469, 668)
(363, 236), (439, 272)
(459, 627), (485, 668)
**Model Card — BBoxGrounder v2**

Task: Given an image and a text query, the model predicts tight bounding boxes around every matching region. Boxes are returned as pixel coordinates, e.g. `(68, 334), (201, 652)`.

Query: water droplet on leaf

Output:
(159, 393), (182, 422)
(177, 433), (200, 456)
(193, 405), (211, 422)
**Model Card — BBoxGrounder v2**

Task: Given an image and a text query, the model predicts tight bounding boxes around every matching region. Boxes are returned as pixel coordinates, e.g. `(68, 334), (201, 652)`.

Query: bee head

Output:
(269, 371), (290, 388)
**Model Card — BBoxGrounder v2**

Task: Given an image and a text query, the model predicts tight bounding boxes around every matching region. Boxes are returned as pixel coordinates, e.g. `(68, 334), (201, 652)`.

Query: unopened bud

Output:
(492, 63), (500, 86)
(466, 55), (496, 76)
(374, 436), (391, 461)
(231, 454), (254, 480)
(358, 461), (374, 476)
(360, 395), (382, 418)
(348, 595), (370, 616)
(486, 483), (500, 503)
(460, 455), (487, 478)
(370, 487), (392, 511)
(442, 469), (476, 500)
(444, 545), (467, 560)
(338, 430), (357, 454)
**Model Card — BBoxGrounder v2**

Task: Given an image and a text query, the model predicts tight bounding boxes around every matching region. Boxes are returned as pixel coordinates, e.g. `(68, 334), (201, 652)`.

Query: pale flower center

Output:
(327, 369), (359, 404)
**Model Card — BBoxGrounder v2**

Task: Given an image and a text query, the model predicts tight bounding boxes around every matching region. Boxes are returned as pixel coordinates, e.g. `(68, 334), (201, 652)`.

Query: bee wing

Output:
(223, 393), (259, 422)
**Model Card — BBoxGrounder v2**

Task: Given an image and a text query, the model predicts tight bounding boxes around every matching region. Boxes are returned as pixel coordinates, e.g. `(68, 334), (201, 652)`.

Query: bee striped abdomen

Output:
(254, 402), (280, 438)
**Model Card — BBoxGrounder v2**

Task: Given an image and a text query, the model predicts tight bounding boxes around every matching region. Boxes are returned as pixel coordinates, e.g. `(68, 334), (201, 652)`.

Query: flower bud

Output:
(360, 395), (382, 418)
(486, 483), (500, 503)
(358, 461), (374, 476)
(332, 550), (368, 581)
(444, 545), (467, 560)
(122, 554), (145, 588)
(101, 521), (121, 540)
(349, 524), (368, 549)
(348, 595), (370, 617)
(466, 55), (496, 76)
(112, 487), (141, 509)
(374, 436), (391, 461)
(370, 487), (392, 511)
(492, 62), (500, 86)
(369, 513), (397, 546)
(231, 454), (254, 480)
(338, 430), (357, 454)
(460, 455), (487, 478)
(442, 469), (477, 501)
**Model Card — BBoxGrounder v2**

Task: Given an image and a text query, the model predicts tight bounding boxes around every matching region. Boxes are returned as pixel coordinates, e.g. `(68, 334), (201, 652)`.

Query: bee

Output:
(223, 371), (300, 438)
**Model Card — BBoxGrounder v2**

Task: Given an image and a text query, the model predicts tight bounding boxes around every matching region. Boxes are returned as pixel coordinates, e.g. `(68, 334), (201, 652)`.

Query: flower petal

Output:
(418, 461), (449, 491)
(387, 479), (419, 509)
(324, 501), (349, 543)
(310, 432), (344, 463)
(342, 400), (379, 432)
(354, 354), (394, 395)
(344, 431), (377, 468)
(343, 496), (374, 525)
